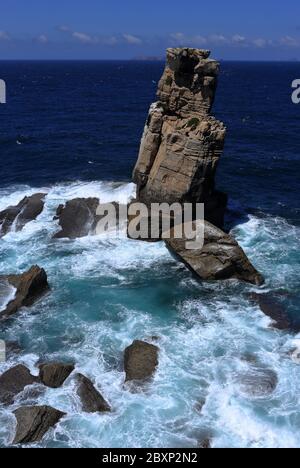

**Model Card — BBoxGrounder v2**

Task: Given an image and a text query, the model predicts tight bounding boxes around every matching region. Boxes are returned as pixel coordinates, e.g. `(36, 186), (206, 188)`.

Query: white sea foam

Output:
(0, 181), (299, 448)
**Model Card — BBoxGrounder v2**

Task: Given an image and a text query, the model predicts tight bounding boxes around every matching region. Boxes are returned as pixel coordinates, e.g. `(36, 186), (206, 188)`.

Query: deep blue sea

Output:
(0, 61), (300, 448)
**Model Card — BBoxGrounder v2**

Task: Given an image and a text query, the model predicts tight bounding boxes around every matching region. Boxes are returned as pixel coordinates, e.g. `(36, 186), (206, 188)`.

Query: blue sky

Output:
(0, 0), (300, 60)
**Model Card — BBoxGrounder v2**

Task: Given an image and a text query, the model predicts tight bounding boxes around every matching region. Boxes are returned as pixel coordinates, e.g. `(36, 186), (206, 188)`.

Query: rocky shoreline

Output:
(0, 48), (292, 446)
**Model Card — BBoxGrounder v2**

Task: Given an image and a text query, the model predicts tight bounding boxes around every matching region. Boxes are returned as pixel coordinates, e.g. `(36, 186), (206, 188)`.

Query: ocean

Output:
(0, 60), (299, 448)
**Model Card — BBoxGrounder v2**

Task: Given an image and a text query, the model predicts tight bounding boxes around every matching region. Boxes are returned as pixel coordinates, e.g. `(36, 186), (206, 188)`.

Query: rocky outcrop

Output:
(0, 193), (46, 237)
(133, 48), (227, 229)
(39, 362), (74, 388)
(53, 198), (100, 239)
(249, 292), (298, 332)
(0, 266), (50, 318)
(237, 366), (278, 398)
(124, 340), (159, 383)
(165, 221), (264, 285)
(76, 373), (111, 413)
(13, 405), (65, 444)
(0, 365), (38, 405)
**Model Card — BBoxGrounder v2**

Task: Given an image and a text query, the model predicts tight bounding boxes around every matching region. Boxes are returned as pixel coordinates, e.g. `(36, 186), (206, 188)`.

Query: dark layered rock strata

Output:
(133, 48), (227, 229)
(13, 405), (65, 444)
(165, 221), (264, 285)
(53, 198), (100, 239)
(0, 193), (46, 237)
(0, 365), (38, 405)
(0, 266), (50, 319)
(76, 373), (111, 413)
(39, 362), (75, 388)
(124, 340), (159, 383)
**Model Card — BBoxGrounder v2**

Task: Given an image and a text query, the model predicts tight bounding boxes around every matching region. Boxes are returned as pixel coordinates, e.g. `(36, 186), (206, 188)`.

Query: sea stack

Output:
(131, 48), (264, 285)
(133, 47), (227, 228)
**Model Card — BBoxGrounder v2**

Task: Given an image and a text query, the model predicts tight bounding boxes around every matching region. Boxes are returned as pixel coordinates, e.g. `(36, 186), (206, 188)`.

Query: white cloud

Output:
(123, 34), (142, 45)
(252, 38), (268, 48)
(232, 34), (246, 44)
(72, 32), (95, 44)
(170, 32), (207, 47)
(36, 34), (48, 44)
(103, 36), (119, 46)
(209, 34), (228, 44)
(280, 36), (299, 47)
(57, 25), (70, 32)
(0, 31), (10, 41)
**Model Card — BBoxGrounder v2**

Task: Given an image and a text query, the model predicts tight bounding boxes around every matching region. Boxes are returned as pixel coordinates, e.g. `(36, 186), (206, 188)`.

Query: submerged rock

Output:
(249, 292), (298, 332)
(0, 365), (38, 405)
(165, 221), (264, 285)
(0, 265), (50, 318)
(237, 366), (278, 398)
(0, 193), (46, 237)
(76, 373), (111, 413)
(199, 438), (212, 449)
(124, 340), (159, 383)
(53, 198), (100, 239)
(133, 48), (227, 229)
(12, 405), (65, 444)
(39, 362), (75, 388)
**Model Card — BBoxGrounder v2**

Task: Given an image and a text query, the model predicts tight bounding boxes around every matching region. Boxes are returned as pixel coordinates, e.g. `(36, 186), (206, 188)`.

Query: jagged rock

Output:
(124, 340), (159, 382)
(0, 266), (50, 319)
(76, 373), (111, 413)
(39, 362), (75, 388)
(237, 366), (278, 398)
(5, 341), (22, 358)
(12, 405), (65, 444)
(133, 48), (227, 229)
(165, 221), (264, 285)
(0, 193), (46, 237)
(249, 292), (298, 332)
(53, 199), (124, 239)
(0, 365), (38, 405)
(199, 438), (212, 449)
(53, 198), (100, 239)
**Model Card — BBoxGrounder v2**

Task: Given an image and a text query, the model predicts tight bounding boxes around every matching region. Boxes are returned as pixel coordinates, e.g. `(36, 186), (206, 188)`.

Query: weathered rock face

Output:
(13, 406), (65, 444)
(39, 363), (75, 388)
(0, 265), (50, 318)
(0, 193), (46, 238)
(165, 221), (264, 286)
(53, 198), (100, 239)
(237, 366), (278, 398)
(249, 292), (298, 332)
(124, 340), (159, 383)
(54, 199), (127, 239)
(76, 373), (111, 413)
(133, 48), (227, 228)
(0, 365), (38, 405)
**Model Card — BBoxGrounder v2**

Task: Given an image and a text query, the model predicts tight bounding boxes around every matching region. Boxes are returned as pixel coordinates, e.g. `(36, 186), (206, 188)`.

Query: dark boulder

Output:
(0, 266), (50, 319)
(199, 438), (212, 449)
(0, 365), (38, 405)
(76, 373), (111, 413)
(249, 292), (298, 332)
(237, 366), (278, 398)
(39, 362), (75, 388)
(165, 221), (264, 286)
(124, 340), (159, 383)
(53, 198), (99, 239)
(0, 193), (46, 237)
(12, 405), (65, 444)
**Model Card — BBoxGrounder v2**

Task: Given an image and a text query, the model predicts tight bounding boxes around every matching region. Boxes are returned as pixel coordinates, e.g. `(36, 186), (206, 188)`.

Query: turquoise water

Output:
(0, 181), (300, 448)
